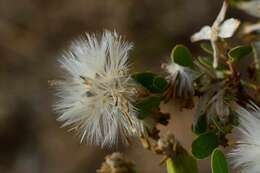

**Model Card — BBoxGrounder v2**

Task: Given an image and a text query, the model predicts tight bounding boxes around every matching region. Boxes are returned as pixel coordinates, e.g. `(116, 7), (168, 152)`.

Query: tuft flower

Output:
(155, 132), (177, 157)
(205, 88), (231, 122)
(229, 102), (260, 173)
(191, 1), (240, 68)
(162, 62), (197, 105)
(54, 31), (145, 147)
(237, 0), (260, 18)
(194, 81), (234, 123)
(97, 152), (135, 173)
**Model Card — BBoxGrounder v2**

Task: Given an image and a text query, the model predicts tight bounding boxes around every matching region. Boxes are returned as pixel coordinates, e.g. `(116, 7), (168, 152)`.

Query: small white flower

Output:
(163, 62), (196, 100)
(54, 31), (145, 147)
(237, 0), (260, 18)
(191, 1), (240, 68)
(229, 102), (260, 173)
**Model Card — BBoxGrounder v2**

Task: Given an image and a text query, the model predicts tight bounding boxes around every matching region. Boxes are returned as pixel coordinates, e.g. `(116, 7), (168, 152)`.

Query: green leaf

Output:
(171, 45), (193, 67)
(211, 149), (230, 173)
(198, 56), (228, 70)
(132, 72), (167, 93)
(192, 114), (207, 135)
(166, 145), (198, 173)
(192, 132), (219, 159)
(135, 96), (161, 119)
(153, 76), (168, 92)
(166, 159), (176, 173)
(200, 42), (213, 54)
(228, 45), (252, 61)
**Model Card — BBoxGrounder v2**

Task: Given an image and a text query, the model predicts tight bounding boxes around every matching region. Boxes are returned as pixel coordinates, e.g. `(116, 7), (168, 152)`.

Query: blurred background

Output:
(0, 0), (255, 172)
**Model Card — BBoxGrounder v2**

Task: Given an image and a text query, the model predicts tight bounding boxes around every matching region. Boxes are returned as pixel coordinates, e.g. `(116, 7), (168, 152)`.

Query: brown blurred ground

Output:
(0, 0), (248, 173)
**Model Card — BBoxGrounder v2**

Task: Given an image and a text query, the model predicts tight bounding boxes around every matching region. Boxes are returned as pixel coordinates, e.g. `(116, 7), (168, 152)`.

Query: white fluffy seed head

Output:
(229, 102), (260, 173)
(54, 31), (145, 147)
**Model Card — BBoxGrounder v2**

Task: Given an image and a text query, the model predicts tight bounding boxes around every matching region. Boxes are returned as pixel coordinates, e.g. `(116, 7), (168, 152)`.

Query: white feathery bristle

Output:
(165, 62), (195, 98)
(229, 102), (260, 173)
(54, 30), (144, 147)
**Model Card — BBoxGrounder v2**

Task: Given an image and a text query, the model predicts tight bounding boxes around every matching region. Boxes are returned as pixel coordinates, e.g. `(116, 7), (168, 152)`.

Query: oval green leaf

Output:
(228, 45), (252, 61)
(135, 96), (161, 119)
(171, 45), (193, 67)
(166, 144), (198, 173)
(200, 42), (213, 54)
(132, 72), (167, 93)
(166, 158), (176, 173)
(192, 114), (207, 135)
(198, 56), (228, 70)
(192, 132), (219, 159)
(153, 76), (168, 92)
(211, 149), (230, 173)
